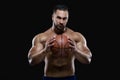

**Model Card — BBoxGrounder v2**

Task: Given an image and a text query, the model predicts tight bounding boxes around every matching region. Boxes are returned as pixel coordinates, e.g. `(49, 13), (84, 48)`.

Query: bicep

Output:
(30, 43), (43, 54)
(77, 42), (90, 54)
(28, 36), (43, 57)
(76, 34), (90, 54)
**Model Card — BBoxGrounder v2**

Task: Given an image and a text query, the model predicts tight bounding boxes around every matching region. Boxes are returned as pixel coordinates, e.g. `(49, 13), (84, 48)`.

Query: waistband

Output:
(42, 75), (77, 80)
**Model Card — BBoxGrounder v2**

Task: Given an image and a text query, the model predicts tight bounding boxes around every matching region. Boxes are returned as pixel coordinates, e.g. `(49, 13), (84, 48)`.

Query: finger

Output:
(68, 39), (73, 43)
(68, 39), (74, 46)
(48, 43), (54, 47)
(49, 38), (55, 44)
(69, 44), (75, 49)
(68, 38), (74, 43)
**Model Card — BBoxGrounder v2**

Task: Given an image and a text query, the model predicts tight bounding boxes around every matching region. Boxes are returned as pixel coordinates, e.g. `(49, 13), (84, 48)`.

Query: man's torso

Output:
(38, 28), (79, 77)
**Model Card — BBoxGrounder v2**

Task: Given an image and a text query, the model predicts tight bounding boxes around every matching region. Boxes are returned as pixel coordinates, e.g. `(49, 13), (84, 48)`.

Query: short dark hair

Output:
(53, 4), (68, 13)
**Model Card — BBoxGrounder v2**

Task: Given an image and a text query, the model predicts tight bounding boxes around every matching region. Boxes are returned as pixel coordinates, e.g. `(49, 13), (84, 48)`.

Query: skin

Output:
(28, 9), (92, 77)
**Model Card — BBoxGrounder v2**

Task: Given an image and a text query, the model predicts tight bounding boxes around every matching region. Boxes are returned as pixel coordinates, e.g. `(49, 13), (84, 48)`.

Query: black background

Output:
(1, 0), (118, 80)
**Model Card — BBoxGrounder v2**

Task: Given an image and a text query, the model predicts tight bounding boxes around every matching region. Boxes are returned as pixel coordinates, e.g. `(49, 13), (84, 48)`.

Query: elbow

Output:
(28, 53), (36, 66)
(82, 58), (91, 64)
(28, 55), (42, 66)
(85, 54), (92, 64)
(77, 57), (91, 64)
(28, 58), (39, 66)
(28, 57), (35, 66)
(86, 58), (92, 64)
(81, 54), (92, 64)
(28, 55), (37, 66)
(85, 52), (92, 64)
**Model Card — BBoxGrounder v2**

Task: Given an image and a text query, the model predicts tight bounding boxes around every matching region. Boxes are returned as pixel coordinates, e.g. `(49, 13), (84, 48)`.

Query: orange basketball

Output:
(50, 34), (72, 56)
(53, 34), (69, 48)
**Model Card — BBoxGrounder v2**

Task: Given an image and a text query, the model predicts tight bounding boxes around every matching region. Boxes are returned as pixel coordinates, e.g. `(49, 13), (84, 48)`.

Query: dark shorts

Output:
(42, 75), (77, 80)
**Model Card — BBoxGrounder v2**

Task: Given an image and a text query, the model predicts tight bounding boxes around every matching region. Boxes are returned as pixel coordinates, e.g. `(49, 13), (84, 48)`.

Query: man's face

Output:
(52, 10), (69, 31)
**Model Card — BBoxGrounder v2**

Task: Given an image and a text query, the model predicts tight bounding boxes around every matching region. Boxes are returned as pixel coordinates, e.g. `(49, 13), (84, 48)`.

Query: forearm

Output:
(28, 48), (47, 65)
(74, 49), (92, 64)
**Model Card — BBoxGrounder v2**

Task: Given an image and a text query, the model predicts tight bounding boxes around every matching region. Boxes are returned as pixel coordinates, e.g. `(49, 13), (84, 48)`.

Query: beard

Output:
(56, 24), (65, 31)
(54, 24), (66, 34)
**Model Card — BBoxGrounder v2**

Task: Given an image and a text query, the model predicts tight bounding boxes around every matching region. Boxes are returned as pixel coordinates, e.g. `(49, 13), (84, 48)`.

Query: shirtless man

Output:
(28, 4), (92, 80)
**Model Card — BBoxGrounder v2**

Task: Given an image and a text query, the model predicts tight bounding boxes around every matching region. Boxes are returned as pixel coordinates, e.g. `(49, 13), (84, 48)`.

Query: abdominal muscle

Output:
(44, 51), (75, 77)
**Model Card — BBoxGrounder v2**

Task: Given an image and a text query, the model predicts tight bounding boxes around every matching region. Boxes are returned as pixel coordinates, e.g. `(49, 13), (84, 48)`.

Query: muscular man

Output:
(28, 5), (92, 80)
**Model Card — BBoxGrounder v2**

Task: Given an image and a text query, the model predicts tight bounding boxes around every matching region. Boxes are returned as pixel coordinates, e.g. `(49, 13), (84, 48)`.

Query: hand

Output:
(68, 38), (77, 52)
(44, 35), (56, 52)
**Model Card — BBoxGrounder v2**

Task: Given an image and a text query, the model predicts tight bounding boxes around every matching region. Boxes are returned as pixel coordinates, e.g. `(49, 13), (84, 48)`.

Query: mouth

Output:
(57, 25), (64, 30)
(54, 25), (66, 34)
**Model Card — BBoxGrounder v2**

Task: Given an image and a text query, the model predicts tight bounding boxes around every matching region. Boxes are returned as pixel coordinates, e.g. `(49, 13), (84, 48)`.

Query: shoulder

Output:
(32, 32), (47, 44)
(33, 28), (51, 40)
(33, 28), (52, 42)
(74, 32), (84, 38)
(67, 28), (87, 43)
(67, 28), (83, 37)
(72, 31), (86, 43)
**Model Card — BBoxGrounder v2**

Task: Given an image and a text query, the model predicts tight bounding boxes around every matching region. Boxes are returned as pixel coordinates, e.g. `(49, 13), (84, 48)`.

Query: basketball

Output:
(50, 34), (70, 56)
(53, 34), (69, 48)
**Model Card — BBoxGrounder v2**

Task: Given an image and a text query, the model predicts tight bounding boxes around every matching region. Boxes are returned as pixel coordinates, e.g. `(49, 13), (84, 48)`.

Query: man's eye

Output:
(63, 17), (67, 20)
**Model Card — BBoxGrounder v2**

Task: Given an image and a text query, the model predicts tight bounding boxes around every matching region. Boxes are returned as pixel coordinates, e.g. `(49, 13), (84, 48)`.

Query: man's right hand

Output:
(44, 35), (56, 52)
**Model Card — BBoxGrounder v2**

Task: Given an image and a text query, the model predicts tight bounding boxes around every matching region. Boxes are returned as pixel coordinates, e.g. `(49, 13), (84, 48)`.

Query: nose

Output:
(59, 19), (64, 24)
